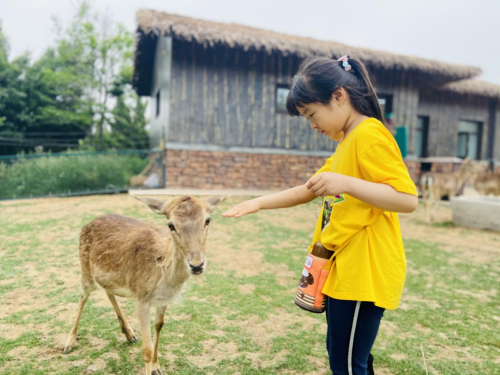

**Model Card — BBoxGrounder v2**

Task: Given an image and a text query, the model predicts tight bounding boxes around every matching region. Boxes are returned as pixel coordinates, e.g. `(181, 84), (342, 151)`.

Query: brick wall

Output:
(403, 159), (421, 184)
(165, 149), (421, 190)
(166, 149), (326, 190)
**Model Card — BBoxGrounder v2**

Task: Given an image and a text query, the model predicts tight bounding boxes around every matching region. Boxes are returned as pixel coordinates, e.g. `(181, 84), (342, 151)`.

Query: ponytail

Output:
(286, 56), (384, 123)
(347, 59), (384, 123)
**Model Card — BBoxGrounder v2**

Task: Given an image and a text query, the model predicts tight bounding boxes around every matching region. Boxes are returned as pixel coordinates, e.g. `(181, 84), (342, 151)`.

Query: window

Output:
(415, 116), (429, 158)
(457, 121), (482, 160)
(156, 91), (160, 118)
(377, 94), (393, 118)
(377, 94), (394, 133)
(276, 85), (290, 114)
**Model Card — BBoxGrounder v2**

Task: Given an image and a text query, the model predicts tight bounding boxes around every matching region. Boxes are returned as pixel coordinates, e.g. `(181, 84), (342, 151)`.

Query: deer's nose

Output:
(188, 261), (205, 275)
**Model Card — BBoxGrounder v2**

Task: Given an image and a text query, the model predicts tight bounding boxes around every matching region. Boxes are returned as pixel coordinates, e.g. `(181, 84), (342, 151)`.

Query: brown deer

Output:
(420, 158), (476, 223)
(473, 171), (500, 196)
(63, 195), (226, 375)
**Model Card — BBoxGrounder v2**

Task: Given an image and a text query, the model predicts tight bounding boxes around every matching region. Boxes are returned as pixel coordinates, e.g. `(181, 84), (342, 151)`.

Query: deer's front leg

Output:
(152, 305), (167, 375)
(136, 302), (153, 375)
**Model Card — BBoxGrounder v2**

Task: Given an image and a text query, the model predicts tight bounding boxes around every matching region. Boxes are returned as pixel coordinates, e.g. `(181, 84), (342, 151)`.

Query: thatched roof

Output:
(135, 9), (481, 87)
(440, 80), (500, 99)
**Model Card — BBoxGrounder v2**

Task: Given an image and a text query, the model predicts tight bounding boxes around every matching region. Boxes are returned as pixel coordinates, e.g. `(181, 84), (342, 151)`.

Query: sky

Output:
(1, 0), (499, 85)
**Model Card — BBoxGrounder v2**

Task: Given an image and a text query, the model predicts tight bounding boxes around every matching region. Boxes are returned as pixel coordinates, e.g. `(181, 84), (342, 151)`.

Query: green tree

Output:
(52, 1), (139, 150)
(0, 23), (27, 133)
(0, 2), (148, 154)
(0, 24), (33, 154)
(20, 49), (91, 131)
(103, 94), (148, 150)
(0, 22), (89, 154)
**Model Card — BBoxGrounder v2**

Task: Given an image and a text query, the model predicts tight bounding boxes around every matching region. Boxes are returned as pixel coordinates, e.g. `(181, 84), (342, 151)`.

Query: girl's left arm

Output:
(306, 173), (418, 213)
(345, 176), (418, 213)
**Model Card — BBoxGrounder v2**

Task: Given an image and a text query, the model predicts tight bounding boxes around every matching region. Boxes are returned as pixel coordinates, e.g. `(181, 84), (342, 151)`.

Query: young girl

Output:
(223, 56), (418, 375)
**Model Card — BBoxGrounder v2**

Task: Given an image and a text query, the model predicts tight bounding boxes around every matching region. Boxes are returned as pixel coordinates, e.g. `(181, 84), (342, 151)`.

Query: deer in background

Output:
(63, 195), (225, 375)
(473, 170), (500, 196)
(420, 158), (476, 223)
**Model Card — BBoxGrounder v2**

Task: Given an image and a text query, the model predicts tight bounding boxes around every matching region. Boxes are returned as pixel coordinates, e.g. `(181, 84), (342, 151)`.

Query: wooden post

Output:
(487, 99), (498, 171)
(149, 36), (173, 151)
(159, 36), (173, 147)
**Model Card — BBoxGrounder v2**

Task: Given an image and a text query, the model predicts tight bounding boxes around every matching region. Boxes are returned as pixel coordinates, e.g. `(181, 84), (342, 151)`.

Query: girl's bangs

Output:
(285, 77), (318, 117)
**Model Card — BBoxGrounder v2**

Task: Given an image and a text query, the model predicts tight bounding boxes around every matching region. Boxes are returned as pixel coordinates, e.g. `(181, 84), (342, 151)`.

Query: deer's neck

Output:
(163, 244), (191, 285)
(457, 170), (470, 184)
(149, 244), (191, 306)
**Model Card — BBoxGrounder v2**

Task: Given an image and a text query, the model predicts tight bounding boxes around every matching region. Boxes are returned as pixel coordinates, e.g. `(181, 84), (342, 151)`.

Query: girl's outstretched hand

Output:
(306, 172), (350, 197)
(222, 199), (261, 218)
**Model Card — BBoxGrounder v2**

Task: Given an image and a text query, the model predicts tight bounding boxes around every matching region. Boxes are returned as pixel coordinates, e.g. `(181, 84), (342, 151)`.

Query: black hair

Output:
(286, 56), (383, 123)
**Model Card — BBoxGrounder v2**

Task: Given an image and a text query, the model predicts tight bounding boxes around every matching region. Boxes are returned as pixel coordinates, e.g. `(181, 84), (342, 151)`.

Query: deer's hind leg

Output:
(423, 186), (438, 224)
(106, 291), (137, 343)
(423, 198), (432, 223)
(420, 180), (431, 224)
(63, 277), (96, 354)
(429, 197), (442, 223)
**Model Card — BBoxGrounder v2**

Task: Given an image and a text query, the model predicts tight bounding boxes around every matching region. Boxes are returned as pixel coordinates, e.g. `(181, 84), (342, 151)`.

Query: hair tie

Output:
(338, 55), (352, 72)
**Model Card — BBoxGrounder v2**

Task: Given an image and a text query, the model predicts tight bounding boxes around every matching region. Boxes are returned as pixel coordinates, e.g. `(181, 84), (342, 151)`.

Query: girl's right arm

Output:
(222, 184), (317, 218)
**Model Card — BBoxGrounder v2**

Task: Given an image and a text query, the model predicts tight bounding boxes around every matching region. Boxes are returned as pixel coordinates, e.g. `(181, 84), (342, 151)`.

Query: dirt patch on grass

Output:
(178, 307), (325, 371)
(377, 320), (417, 345)
(1, 288), (51, 318)
(400, 203), (500, 264)
(389, 353), (407, 361)
(187, 340), (240, 369)
(205, 306), (325, 355)
(1, 344), (62, 373)
(431, 343), (481, 363)
(376, 369), (396, 375)
(257, 201), (321, 233)
(401, 295), (442, 310)
(0, 324), (25, 340)
(207, 224), (297, 284)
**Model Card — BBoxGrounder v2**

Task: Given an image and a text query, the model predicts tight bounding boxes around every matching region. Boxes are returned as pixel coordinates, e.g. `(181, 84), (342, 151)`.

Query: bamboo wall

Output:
(496, 105), (500, 161)
(167, 40), (336, 152)
(370, 69), (420, 154)
(156, 38), (498, 161)
(418, 90), (493, 159)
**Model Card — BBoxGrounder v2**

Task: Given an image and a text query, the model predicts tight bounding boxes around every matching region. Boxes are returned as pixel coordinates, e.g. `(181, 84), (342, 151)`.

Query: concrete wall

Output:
(451, 197), (500, 231)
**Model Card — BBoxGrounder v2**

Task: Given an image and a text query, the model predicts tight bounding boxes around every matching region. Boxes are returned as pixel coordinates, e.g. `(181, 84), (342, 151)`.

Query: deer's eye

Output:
(168, 223), (176, 232)
(205, 218), (211, 226)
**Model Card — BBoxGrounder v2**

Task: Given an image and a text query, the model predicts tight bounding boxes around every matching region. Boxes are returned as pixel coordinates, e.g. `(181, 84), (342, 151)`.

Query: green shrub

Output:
(0, 152), (150, 199)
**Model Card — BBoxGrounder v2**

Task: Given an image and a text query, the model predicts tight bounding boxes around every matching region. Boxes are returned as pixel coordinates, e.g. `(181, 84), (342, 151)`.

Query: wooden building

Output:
(133, 10), (500, 190)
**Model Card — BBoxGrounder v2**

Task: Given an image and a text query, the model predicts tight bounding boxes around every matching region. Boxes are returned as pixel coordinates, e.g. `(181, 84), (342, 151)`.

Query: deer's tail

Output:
(420, 174), (433, 200)
(78, 225), (97, 291)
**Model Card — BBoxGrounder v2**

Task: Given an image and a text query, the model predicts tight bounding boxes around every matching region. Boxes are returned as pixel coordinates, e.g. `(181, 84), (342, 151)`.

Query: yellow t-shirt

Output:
(310, 117), (417, 310)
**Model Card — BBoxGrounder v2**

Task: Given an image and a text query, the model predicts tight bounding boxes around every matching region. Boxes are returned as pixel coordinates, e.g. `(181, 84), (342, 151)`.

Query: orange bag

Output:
(294, 242), (333, 313)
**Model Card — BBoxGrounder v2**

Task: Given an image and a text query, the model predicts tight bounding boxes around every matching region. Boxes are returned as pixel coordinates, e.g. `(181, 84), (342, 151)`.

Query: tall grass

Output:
(0, 152), (149, 199)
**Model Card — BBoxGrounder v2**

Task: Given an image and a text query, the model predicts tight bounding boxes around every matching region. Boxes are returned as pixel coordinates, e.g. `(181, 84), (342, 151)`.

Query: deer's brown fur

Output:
(420, 159), (476, 223)
(63, 195), (225, 375)
(473, 171), (500, 196)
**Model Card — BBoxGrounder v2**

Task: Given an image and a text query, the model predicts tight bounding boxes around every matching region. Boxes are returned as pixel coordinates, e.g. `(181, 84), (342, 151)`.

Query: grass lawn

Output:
(0, 194), (499, 374)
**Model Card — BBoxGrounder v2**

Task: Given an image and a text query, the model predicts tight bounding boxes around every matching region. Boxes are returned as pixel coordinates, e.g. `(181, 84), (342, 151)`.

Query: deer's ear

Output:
(204, 196), (227, 213)
(134, 196), (168, 215)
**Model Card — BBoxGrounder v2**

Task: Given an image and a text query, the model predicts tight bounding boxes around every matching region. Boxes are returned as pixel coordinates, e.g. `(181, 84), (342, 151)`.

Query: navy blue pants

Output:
(326, 297), (385, 375)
